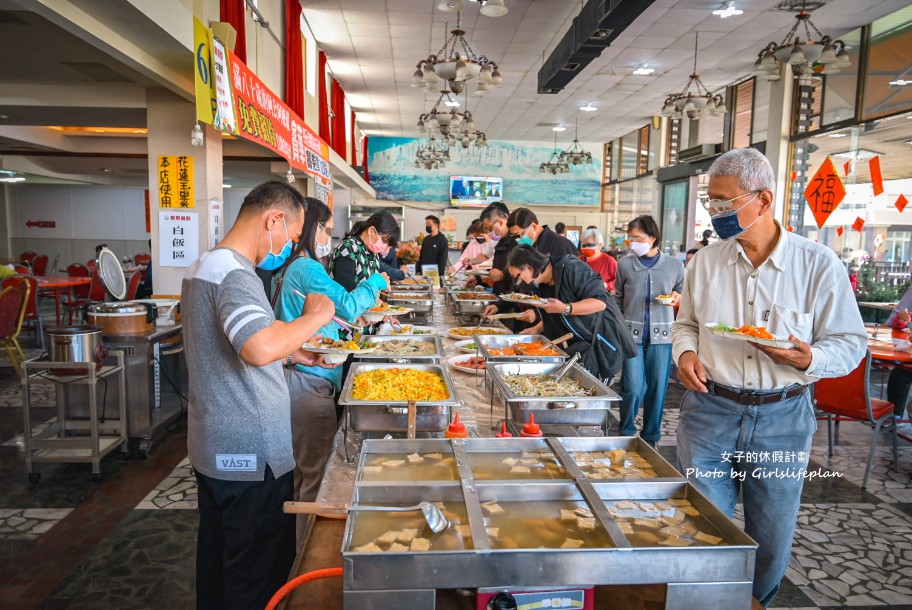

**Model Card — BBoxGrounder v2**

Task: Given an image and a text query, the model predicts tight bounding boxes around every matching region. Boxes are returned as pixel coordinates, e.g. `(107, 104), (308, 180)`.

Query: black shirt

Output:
(418, 232), (449, 277)
(378, 248), (405, 282)
(535, 226), (578, 258)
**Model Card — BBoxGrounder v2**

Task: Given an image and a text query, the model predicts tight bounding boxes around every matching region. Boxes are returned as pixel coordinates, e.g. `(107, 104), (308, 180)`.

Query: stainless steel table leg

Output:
(665, 581), (754, 610)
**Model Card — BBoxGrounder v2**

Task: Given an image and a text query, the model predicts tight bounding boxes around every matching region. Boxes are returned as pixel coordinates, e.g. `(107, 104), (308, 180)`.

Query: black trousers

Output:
(195, 465), (296, 610)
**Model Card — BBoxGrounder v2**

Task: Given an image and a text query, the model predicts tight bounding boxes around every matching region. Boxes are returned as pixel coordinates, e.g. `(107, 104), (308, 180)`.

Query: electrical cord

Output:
(153, 355), (188, 433)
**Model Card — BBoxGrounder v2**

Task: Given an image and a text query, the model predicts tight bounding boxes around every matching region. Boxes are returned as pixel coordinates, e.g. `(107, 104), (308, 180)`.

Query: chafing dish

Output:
(556, 436), (683, 480)
(487, 362), (619, 426)
(475, 334), (569, 363)
(385, 291), (435, 323)
(451, 290), (499, 320)
(391, 277), (435, 290)
(354, 335), (444, 363)
(341, 438), (757, 610)
(338, 363), (460, 433)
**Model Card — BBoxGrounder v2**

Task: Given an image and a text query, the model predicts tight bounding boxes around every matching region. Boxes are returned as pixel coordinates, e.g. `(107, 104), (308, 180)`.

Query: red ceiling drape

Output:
(330, 78), (346, 157)
(318, 51), (330, 143)
(284, 0), (304, 119)
(219, 0), (247, 63)
(350, 109), (357, 164)
(362, 135), (370, 184)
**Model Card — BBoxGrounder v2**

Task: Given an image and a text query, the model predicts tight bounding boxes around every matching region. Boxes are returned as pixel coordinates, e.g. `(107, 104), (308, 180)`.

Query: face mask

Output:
(488, 231), (501, 242)
(475, 236), (486, 244)
(709, 193), (761, 240)
(629, 241), (651, 258)
(366, 229), (387, 254)
(580, 247), (596, 258)
(425, 225), (433, 234)
(516, 231), (535, 247)
(257, 218), (292, 270)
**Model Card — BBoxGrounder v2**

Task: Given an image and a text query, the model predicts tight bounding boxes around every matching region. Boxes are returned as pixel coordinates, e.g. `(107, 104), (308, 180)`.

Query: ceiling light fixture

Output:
(539, 132), (570, 175)
(559, 117), (593, 166)
(579, 103), (597, 112)
(752, 1), (850, 79)
(190, 121), (204, 147)
(414, 136), (450, 170)
(223, 184), (232, 189)
(459, 0), (508, 17)
(659, 32), (727, 120)
(552, 126), (566, 132)
(416, 85), (488, 149)
(713, 1), (743, 18)
(827, 133), (847, 138)
(632, 66), (655, 75)
(411, 12), (504, 95)
(889, 79), (912, 87)
(286, 166), (295, 183)
(0, 175), (25, 183)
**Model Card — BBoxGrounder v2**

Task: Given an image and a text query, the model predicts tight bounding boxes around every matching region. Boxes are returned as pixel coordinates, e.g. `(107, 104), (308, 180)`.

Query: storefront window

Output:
(862, 6), (912, 121)
(620, 130), (638, 180)
(661, 181), (687, 256)
(752, 77), (771, 143)
(617, 175), (656, 226)
(822, 28), (861, 125)
(731, 78), (755, 149)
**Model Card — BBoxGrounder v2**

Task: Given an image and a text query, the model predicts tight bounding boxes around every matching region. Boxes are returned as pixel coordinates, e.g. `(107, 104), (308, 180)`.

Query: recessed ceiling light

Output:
(632, 66), (655, 75)
(223, 184), (232, 188)
(828, 133), (848, 138)
(889, 79), (912, 87)
(713, 1), (743, 18)
(0, 114), (9, 119)
(101, 168), (114, 173)
(579, 103), (597, 112)
(552, 126), (566, 132)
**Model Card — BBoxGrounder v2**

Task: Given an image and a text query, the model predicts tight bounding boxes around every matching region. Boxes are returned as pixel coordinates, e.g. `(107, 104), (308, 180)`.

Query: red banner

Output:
(804, 157), (846, 229)
(869, 156), (884, 196)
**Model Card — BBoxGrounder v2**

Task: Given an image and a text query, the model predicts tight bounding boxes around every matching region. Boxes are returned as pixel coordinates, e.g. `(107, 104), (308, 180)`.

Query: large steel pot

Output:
(86, 301), (156, 334)
(46, 325), (108, 373)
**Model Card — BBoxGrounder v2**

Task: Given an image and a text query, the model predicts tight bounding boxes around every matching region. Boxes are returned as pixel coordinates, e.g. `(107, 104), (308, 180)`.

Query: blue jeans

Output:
(618, 342), (672, 442)
(676, 386), (816, 607)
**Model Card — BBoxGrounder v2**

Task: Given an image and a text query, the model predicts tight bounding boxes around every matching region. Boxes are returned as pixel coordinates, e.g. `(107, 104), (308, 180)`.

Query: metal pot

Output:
(85, 301), (156, 335)
(46, 325), (108, 373)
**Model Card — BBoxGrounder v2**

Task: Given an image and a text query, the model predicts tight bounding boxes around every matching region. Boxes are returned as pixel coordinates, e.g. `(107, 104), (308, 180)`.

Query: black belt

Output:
(707, 382), (808, 406)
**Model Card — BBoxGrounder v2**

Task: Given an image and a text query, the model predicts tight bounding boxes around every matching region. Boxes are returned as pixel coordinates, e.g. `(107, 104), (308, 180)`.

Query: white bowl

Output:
(322, 353), (349, 364)
(362, 312), (386, 323)
(656, 296), (675, 305)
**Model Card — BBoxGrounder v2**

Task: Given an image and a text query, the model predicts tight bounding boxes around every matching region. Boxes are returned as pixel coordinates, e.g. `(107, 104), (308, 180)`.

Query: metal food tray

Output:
(556, 436), (683, 480)
(354, 438), (456, 483)
(338, 363), (460, 433)
(354, 335), (444, 363)
(451, 291), (499, 317)
(391, 279), (435, 291)
(487, 362), (619, 426)
(385, 292), (435, 315)
(341, 438), (757, 610)
(475, 334), (569, 363)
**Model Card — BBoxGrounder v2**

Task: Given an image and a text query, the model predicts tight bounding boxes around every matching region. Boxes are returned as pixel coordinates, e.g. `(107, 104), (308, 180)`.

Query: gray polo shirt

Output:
(182, 248), (294, 481)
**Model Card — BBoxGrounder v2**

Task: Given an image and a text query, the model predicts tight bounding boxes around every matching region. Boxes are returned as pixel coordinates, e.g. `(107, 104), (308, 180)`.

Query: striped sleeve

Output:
(217, 269), (275, 353)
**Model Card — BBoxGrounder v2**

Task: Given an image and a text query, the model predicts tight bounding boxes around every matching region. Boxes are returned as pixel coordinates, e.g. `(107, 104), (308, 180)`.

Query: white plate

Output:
(465, 269), (490, 277)
(447, 354), (486, 374)
(704, 323), (796, 349)
(656, 296), (675, 305)
(362, 306), (413, 323)
(302, 344), (378, 364)
(453, 339), (479, 353)
(445, 327), (510, 341)
(376, 324), (438, 336)
(498, 293), (550, 307)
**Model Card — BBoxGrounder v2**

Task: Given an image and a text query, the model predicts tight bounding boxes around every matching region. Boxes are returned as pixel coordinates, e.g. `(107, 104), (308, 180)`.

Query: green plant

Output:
(854, 261), (909, 303)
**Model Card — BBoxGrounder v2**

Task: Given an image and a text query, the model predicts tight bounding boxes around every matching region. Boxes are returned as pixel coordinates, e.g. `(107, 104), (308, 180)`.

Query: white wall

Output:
(7, 184), (150, 270)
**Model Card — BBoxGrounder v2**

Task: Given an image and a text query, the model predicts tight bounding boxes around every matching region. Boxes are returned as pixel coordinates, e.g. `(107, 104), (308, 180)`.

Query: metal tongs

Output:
(549, 351), (580, 382)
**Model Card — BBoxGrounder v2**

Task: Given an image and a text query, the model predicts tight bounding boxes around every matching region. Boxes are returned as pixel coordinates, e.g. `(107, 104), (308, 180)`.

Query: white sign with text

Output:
(159, 210), (199, 267)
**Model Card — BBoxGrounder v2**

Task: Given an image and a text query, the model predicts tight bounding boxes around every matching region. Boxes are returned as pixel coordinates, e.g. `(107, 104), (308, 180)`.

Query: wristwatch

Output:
(564, 302), (573, 316)
(286, 354), (294, 368)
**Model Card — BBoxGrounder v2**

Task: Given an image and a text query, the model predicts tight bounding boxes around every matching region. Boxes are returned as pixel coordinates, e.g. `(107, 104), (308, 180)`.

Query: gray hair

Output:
(582, 227), (604, 247)
(707, 147), (775, 193)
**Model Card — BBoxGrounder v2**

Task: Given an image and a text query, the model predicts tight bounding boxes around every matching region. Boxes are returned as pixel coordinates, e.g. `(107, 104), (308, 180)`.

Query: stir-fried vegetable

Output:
(502, 374), (594, 397)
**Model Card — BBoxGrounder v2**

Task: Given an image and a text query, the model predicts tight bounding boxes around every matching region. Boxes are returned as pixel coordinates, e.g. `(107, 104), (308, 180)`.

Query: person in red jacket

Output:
(580, 227), (617, 292)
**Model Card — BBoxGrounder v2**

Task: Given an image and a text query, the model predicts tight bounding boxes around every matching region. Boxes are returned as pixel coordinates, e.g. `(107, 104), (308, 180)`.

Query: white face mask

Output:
(315, 225), (332, 258)
(629, 241), (651, 257)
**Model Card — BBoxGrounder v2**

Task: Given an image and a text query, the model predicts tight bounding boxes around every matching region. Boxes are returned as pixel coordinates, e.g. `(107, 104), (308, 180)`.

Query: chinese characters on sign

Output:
(159, 211), (199, 268)
(158, 156), (195, 208)
(211, 37), (237, 133)
(804, 156), (846, 229)
(208, 199), (223, 249)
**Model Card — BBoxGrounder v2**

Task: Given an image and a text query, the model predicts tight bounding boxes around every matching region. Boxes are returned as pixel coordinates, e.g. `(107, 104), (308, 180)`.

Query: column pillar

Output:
(146, 87), (222, 296)
(763, 74), (795, 220)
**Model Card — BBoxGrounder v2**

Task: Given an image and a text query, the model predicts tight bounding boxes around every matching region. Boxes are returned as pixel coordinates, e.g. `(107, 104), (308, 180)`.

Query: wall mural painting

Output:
(367, 137), (602, 206)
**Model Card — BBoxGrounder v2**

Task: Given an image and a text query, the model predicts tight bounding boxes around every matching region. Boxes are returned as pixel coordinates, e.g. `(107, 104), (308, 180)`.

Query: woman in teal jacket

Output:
(273, 198), (388, 509)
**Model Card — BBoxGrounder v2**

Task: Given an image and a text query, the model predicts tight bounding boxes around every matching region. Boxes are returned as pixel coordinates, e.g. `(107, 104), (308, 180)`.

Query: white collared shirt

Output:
(672, 220), (867, 390)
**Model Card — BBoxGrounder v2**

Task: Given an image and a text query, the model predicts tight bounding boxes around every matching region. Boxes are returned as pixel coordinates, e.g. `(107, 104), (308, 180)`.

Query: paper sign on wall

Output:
(804, 156), (846, 229)
(209, 199), (223, 248)
(158, 155), (195, 208)
(159, 211), (199, 267)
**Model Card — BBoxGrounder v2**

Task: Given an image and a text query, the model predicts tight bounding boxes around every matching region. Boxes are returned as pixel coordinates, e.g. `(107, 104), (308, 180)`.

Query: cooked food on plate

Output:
(371, 339), (436, 356)
(712, 324), (776, 340)
(351, 368), (449, 401)
(455, 356), (486, 370)
(369, 303), (410, 313)
(307, 337), (368, 351)
(499, 292), (541, 302)
(502, 374), (595, 397)
(448, 327), (508, 338)
(487, 341), (559, 357)
(390, 325), (433, 335)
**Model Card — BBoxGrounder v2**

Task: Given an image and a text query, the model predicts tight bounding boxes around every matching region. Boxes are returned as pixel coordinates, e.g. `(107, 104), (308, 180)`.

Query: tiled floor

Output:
(0, 339), (910, 609)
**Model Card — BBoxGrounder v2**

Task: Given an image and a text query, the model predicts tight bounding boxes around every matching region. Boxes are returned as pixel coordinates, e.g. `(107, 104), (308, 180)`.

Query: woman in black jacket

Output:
(506, 245), (635, 382)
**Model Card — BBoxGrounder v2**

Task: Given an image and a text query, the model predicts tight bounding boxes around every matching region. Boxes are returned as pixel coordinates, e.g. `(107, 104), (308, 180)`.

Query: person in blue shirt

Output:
(272, 198), (388, 516)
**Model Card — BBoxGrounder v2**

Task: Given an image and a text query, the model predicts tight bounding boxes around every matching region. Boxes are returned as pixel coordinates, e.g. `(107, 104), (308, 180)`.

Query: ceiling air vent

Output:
(678, 143), (720, 164)
(562, 63), (582, 72)
(59, 61), (133, 83)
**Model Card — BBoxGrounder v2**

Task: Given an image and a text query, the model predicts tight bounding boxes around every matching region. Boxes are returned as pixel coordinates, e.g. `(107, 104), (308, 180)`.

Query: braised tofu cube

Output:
(409, 538), (431, 552)
(481, 501), (505, 516)
(694, 531), (723, 545)
(561, 538), (585, 549)
(396, 528), (419, 544)
(376, 530), (401, 545)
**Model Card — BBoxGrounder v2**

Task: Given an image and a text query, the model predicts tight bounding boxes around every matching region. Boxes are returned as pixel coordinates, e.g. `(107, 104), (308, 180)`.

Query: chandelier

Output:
(559, 118), (593, 165)
(410, 12), (504, 95)
(539, 133), (570, 175)
(659, 32), (727, 120)
(416, 86), (488, 148)
(752, 3), (851, 79)
(438, 0), (508, 17)
(414, 136), (450, 170)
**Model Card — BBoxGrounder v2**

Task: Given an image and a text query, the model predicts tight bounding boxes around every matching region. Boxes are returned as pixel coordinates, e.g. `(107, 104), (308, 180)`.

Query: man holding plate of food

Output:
(672, 148), (866, 608)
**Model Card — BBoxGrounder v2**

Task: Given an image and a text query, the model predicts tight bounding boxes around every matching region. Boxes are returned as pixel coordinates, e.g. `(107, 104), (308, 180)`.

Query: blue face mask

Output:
(257, 218), (293, 270)
(709, 193), (760, 241)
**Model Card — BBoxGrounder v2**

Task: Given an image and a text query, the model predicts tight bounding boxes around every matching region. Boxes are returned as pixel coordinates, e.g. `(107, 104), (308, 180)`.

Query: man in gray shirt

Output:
(182, 181), (336, 610)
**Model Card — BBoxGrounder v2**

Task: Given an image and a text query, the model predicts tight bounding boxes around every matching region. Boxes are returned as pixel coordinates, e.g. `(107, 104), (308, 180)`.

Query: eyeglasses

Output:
(699, 190), (761, 212)
(581, 243), (596, 248)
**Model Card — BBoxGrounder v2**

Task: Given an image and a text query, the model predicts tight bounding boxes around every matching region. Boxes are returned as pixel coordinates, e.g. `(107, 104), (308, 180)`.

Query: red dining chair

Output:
(65, 273), (106, 323)
(1, 275), (43, 350)
(134, 253), (151, 282)
(814, 350), (898, 489)
(19, 251), (37, 265)
(66, 264), (91, 298)
(0, 281), (30, 377)
(31, 255), (48, 276)
(12, 264), (30, 274)
(125, 271), (141, 301)
(86, 259), (96, 273)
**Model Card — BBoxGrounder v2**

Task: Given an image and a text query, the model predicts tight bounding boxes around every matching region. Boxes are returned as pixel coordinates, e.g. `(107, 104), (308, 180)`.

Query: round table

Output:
(36, 276), (92, 325)
(867, 326), (912, 363)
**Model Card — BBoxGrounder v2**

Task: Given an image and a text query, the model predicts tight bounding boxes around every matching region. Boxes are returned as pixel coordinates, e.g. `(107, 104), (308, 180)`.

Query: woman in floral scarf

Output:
(329, 212), (401, 292)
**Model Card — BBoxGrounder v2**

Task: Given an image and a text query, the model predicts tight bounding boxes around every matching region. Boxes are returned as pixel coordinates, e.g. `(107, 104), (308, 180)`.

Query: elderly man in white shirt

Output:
(672, 148), (866, 608)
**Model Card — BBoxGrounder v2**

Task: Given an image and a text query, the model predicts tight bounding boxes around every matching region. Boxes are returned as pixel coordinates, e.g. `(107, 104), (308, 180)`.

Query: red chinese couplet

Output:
(844, 160), (851, 176)
(852, 217), (865, 232)
(804, 157), (847, 229)
(870, 156), (884, 196)
(896, 194), (908, 213)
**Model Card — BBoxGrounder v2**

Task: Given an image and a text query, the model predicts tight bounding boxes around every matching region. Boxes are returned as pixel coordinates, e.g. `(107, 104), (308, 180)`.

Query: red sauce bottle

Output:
(520, 413), (543, 438)
(445, 412), (468, 438)
(495, 422), (513, 438)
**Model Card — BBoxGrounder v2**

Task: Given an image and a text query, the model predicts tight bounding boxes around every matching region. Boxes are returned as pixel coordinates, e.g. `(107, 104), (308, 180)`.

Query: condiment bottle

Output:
(495, 422), (513, 438)
(445, 412), (468, 438)
(520, 413), (543, 438)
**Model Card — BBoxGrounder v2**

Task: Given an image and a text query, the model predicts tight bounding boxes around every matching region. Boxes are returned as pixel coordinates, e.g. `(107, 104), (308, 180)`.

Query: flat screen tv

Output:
(449, 176), (503, 207)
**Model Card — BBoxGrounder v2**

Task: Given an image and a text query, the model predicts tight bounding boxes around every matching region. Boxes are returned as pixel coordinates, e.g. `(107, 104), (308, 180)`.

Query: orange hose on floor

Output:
(265, 567), (344, 610)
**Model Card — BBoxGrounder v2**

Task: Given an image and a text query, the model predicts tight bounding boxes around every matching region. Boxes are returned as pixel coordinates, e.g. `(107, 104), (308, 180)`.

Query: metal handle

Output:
(548, 401), (578, 410)
(386, 406), (408, 415)
(549, 332), (575, 347)
(407, 400), (417, 440)
(551, 352), (581, 382)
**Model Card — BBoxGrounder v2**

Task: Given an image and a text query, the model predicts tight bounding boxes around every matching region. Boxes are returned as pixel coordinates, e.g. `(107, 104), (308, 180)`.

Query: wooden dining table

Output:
(35, 275), (92, 326)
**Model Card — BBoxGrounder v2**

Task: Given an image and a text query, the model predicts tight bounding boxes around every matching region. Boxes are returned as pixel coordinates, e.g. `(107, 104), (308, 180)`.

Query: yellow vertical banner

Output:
(193, 17), (216, 125)
(158, 156), (195, 208)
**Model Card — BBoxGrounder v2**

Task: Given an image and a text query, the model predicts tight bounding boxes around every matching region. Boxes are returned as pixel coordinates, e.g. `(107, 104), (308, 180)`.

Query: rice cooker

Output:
(84, 244), (157, 334)
(45, 325), (108, 373)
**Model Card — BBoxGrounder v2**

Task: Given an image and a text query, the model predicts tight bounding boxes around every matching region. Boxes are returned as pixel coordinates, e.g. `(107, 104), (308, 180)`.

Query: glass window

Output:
(620, 130), (639, 180)
(731, 79), (754, 149)
(603, 141), (613, 183)
(617, 176), (656, 225)
(885, 231), (912, 263)
(661, 181), (688, 256)
(638, 126), (650, 175)
(752, 77), (771, 143)
(863, 6), (912, 121)
(822, 28), (861, 125)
